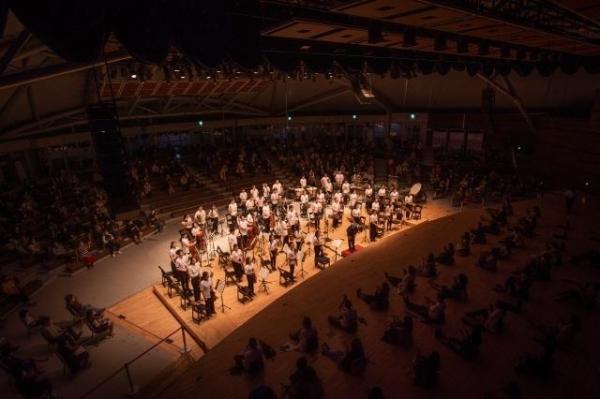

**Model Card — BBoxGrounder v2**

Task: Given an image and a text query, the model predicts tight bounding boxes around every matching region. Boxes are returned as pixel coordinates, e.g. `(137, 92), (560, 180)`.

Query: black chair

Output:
(158, 265), (174, 287)
(191, 302), (208, 323)
(316, 255), (330, 270)
(236, 283), (253, 303)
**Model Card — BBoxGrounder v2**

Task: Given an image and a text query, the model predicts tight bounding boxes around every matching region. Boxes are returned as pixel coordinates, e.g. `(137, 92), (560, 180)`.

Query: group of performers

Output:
(172, 172), (426, 298)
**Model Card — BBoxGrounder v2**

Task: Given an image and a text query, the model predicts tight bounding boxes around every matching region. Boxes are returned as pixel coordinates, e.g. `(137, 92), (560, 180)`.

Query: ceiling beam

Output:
(0, 50), (131, 91)
(282, 86), (350, 114)
(0, 86), (25, 119)
(0, 30), (31, 76)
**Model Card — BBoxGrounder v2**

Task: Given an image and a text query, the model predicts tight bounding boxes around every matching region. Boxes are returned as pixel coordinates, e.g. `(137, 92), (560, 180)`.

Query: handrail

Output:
(80, 326), (186, 398)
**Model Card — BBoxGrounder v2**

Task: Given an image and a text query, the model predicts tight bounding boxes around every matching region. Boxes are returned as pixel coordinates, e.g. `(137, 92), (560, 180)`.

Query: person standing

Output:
(174, 250), (190, 291)
(200, 271), (215, 315)
(231, 245), (244, 282)
(188, 261), (201, 302)
(347, 222), (358, 252)
(245, 257), (256, 297)
(269, 234), (280, 271)
(369, 212), (378, 242)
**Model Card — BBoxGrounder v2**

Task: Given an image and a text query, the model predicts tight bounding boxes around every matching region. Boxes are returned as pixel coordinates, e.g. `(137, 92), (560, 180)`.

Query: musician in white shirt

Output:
(270, 191), (279, 206)
(334, 171), (344, 187)
(300, 176), (307, 188)
(349, 191), (358, 207)
(372, 199), (380, 212)
(194, 207), (206, 226)
(239, 189), (248, 203)
(250, 185), (259, 199)
(351, 205), (362, 223)
(378, 186), (386, 199)
(342, 181), (350, 201)
(231, 245), (244, 281)
(245, 198), (255, 212)
(261, 204), (271, 232)
(228, 199), (238, 217)
(390, 189), (399, 204)
(369, 212), (379, 242)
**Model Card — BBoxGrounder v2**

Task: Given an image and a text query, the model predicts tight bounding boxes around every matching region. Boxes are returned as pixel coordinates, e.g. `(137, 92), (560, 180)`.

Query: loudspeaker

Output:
(88, 103), (138, 215)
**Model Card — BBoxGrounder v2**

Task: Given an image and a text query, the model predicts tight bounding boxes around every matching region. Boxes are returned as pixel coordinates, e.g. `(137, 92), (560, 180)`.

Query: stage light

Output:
(352, 114), (357, 119)
(585, 181), (590, 187)
(410, 113), (416, 119)
(198, 120), (204, 127)
(130, 73), (137, 79)
(517, 146), (522, 151)
(288, 116), (292, 121)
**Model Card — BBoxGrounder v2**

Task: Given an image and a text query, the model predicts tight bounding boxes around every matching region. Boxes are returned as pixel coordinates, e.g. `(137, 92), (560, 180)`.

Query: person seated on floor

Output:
(456, 232), (471, 257)
(321, 337), (367, 375)
(56, 335), (90, 372)
(403, 293), (446, 324)
(436, 273), (469, 301)
(65, 294), (104, 318)
(534, 314), (581, 350)
(556, 281), (599, 309)
(435, 324), (484, 361)
(284, 356), (324, 399)
(411, 350), (440, 388)
(328, 294), (359, 333)
(492, 244), (511, 260)
(86, 309), (114, 336)
(357, 282), (390, 310)
(471, 223), (487, 244)
(415, 254), (438, 278)
(463, 304), (506, 333)
(18, 309), (44, 330)
(477, 251), (498, 271)
(285, 317), (319, 353)
(382, 315), (413, 347)
(436, 243), (455, 266)
(231, 337), (264, 375)
(385, 267), (416, 294)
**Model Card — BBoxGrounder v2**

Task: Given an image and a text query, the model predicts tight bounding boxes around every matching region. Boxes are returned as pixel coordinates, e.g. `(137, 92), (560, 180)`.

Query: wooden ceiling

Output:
(263, 0), (600, 59)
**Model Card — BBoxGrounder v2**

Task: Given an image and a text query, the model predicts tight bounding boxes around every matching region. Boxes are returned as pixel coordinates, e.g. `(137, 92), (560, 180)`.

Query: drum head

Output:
(409, 183), (422, 195)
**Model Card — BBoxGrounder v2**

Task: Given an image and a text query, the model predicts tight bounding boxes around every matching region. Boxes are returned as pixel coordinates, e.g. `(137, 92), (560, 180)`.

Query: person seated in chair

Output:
(436, 273), (469, 301)
(534, 314), (581, 350)
(357, 282), (390, 310)
(65, 294), (104, 318)
(86, 309), (114, 336)
(328, 295), (358, 333)
(411, 351), (440, 388)
(232, 337), (264, 375)
(435, 325), (484, 361)
(57, 335), (90, 372)
(456, 232), (471, 257)
(18, 309), (44, 330)
(284, 356), (324, 399)
(321, 337), (367, 375)
(492, 244), (511, 260)
(471, 223), (487, 244)
(462, 304), (506, 333)
(385, 267), (416, 294)
(286, 317), (319, 353)
(403, 293), (446, 324)
(515, 343), (554, 378)
(382, 315), (413, 347)
(556, 281), (599, 309)
(477, 251), (497, 271)
(436, 243), (455, 266)
(416, 254), (438, 278)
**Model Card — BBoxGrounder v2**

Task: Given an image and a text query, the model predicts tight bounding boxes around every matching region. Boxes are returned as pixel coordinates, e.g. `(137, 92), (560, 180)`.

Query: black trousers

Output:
(232, 262), (244, 281)
(348, 234), (356, 251)
(270, 250), (278, 271)
(178, 271), (190, 291)
(370, 223), (377, 241)
(191, 276), (201, 301)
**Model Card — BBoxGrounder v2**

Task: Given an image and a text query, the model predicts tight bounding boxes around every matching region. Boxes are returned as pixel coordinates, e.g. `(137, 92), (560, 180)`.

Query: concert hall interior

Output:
(1, 1), (600, 399)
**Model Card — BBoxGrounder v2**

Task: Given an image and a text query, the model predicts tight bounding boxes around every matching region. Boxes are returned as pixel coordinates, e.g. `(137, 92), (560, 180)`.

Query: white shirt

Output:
(300, 194), (309, 204)
(227, 233), (237, 252)
(404, 195), (413, 204)
(200, 277), (212, 299)
(342, 182), (350, 194)
(240, 191), (248, 202)
(390, 190), (399, 203)
(194, 209), (206, 224)
(231, 249), (243, 264)
(369, 213), (378, 224)
(188, 262), (201, 278)
(300, 177), (307, 188)
(244, 262), (255, 276)
(270, 192), (279, 205)
(245, 198), (254, 210)
(365, 187), (373, 197)
(350, 192), (358, 205)
(238, 219), (248, 235)
(372, 201), (380, 212)
(351, 207), (361, 218)
(250, 187), (259, 199)
(378, 188), (386, 197)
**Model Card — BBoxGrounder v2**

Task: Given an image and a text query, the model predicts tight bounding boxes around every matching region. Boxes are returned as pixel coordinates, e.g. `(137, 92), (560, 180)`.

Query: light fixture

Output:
(410, 113), (416, 120)
(352, 114), (357, 119)
(130, 73), (137, 79)
(198, 120), (204, 127)
(288, 116), (292, 121)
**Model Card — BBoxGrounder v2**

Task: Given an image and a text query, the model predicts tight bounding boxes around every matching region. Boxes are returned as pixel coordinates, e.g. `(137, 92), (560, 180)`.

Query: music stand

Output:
(297, 250), (307, 280)
(258, 266), (272, 294)
(216, 279), (230, 313)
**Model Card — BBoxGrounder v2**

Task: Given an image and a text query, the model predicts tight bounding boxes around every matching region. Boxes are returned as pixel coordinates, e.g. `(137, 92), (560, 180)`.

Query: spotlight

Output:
(130, 73), (137, 79)
(352, 114), (358, 119)
(585, 181), (590, 187)
(410, 113), (416, 120)
(198, 120), (204, 127)
(288, 116), (292, 121)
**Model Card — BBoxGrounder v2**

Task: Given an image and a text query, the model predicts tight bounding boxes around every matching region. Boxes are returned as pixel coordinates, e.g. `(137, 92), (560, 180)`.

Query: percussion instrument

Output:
(409, 182), (422, 196)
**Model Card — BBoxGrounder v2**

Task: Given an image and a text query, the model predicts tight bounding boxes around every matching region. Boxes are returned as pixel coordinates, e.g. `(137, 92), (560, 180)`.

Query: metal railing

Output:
(80, 326), (190, 398)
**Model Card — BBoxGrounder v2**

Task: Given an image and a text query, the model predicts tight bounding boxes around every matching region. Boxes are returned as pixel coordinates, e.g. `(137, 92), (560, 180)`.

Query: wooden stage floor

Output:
(110, 199), (459, 359)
